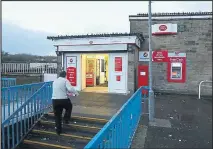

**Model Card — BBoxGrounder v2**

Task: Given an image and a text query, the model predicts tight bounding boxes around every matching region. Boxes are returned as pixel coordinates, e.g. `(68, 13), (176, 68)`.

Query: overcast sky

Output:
(2, 1), (212, 35)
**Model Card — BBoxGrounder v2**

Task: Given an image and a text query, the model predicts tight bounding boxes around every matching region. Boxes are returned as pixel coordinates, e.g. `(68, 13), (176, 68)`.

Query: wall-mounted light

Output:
(127, 45), (134, 53)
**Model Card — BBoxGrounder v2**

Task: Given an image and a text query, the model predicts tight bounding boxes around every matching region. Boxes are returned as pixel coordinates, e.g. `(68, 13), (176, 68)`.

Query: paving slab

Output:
(131, 124), (148, 149)
(149, 118), (171, 128)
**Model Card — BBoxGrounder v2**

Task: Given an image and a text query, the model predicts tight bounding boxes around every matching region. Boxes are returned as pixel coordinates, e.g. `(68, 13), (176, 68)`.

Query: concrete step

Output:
(17, 128), (91, 149)
(48, 112), (108, 123)
(42, 113), (108, 128)
(17, 140), (73, 149)
(37, 120), (101, 134)
(15, 113), (107, 149)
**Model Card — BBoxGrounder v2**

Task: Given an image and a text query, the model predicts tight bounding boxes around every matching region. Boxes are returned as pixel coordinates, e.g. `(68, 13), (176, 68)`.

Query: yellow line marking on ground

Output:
(32, 129), (92, 140)
(40, 120), (101, 130)
(24, 140), (73, 149)
(48, 113), (108, 123)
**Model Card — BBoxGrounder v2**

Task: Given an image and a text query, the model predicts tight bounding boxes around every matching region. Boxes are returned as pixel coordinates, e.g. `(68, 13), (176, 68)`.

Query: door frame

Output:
(81, 53), (109, 92)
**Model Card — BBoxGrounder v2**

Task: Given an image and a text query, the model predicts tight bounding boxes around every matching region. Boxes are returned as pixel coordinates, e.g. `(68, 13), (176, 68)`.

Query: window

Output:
(171, 62), (182, 79)
(101, 59), (105, 72)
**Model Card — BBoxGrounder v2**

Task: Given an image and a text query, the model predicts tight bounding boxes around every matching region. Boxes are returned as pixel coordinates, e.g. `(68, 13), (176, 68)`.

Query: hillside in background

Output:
(1, 51), (57, 63)
(2, 21), (56, 56)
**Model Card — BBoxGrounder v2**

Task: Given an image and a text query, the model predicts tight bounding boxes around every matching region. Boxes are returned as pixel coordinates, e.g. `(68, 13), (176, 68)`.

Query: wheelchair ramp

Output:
(16, 112), (108, 149)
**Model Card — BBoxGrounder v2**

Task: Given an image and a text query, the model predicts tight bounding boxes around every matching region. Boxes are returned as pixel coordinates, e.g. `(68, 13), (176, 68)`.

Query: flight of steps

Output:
(16, 112), (108, 149)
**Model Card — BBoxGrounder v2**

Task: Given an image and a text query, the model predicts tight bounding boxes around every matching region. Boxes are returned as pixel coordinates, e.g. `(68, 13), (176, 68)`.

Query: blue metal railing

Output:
(1, 78), (16, 87)
(1, 81), (53, 149)
(1, 82), (47, 122)
(84, 86), (149, 149)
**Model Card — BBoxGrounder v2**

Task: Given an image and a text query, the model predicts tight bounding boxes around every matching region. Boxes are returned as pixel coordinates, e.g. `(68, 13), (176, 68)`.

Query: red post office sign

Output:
(152, 50), (168, 62)
(67, 67), (77, 86)
(115, 57), (122, 72)
(152, 23), (177, 35)
(66, 56), (77, 86)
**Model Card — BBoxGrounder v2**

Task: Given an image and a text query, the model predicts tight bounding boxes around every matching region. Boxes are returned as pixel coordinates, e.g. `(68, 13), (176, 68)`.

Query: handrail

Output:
(198, 80), (212, 99)
(84, 86), (149, 149)
(1, 82), (51, 122)
(1, 78), (16, 87)
(1, 82), (49, 89)
(1, 78), (16, 81)
(1, 81), (53, 149)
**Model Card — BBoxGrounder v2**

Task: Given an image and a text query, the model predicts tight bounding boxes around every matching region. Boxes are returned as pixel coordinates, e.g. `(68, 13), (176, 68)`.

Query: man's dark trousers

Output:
(52, 99), (73, 134)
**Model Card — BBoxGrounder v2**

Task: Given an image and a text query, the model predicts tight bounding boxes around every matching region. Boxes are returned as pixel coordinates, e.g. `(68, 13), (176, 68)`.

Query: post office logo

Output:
(159, 25), (167, 31)
(143, 52), (148, 57)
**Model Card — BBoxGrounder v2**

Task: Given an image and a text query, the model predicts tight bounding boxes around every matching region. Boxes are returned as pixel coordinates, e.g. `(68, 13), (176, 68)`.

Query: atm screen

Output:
(171, 62), (182, 79)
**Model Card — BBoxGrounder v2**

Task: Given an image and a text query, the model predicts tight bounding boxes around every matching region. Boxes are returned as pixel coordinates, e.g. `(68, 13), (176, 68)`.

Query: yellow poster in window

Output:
(86, 59), (95, 73)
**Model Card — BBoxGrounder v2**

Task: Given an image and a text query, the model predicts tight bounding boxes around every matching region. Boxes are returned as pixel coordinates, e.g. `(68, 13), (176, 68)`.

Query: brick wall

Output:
(127, 44), (141, 94)
(127, 48), (135, 94)
(130, 12), (212, 95)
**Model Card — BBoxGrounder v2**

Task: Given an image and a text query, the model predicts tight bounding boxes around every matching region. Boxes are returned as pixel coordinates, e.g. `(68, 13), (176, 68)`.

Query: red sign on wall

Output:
(66, 56), (77, 86)
(115, 57), (122, 72)
(152, 50), (168, 62)
(67, 67), (77, 86)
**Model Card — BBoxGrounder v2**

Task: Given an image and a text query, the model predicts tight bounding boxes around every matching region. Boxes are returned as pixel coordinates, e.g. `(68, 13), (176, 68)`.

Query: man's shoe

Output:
(56, 131), (61, 136)
(55, 127), (61, 135)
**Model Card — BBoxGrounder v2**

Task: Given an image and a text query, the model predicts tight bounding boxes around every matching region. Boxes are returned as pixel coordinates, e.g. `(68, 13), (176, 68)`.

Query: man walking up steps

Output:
(52, 71), (79, 135)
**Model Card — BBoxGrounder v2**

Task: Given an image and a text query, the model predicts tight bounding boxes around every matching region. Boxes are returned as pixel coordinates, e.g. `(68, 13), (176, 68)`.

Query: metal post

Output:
(198, 80), (212, 99)
(148, 0), (155, 122)
(56, 46), (60, 78)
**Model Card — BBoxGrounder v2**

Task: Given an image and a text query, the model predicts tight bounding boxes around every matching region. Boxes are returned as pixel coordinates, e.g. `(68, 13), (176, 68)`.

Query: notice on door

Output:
(115, 57), (122, 72)
(66, 56), (77, 86)
(116, 75), (121, 81)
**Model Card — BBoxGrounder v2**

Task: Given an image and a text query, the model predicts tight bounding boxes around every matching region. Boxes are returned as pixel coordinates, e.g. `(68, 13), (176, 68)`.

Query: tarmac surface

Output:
(131, 94), (212, 148)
